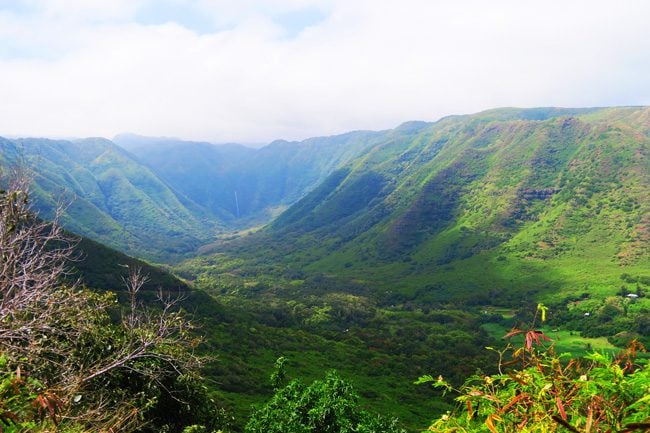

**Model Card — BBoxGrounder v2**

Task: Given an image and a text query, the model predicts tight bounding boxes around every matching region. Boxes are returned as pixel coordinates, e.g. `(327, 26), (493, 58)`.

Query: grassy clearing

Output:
(481, 323), (618, 357)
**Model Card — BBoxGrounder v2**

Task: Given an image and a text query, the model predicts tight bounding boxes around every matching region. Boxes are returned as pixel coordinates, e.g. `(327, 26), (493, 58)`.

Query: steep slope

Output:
(113, 134), (254, 222)
(0, 137), (220, 260)
(114, 131), (384, 225)
(72, 236), (189, 292)
(209, 107), (650, 305)
(1, 130), (383, 260)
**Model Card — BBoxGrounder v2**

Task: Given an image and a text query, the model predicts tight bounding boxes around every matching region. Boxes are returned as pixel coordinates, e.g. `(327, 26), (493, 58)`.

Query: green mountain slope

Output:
(174, 107), (649, 429)
(72, 236), (189, 292)
(1, 130), (383, 260)
(205, 107), (650, 305)
(0, 137), (220, 260)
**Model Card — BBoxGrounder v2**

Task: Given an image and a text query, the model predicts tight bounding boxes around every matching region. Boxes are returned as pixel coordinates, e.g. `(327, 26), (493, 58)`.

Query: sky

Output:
(1, 0), (650, 144)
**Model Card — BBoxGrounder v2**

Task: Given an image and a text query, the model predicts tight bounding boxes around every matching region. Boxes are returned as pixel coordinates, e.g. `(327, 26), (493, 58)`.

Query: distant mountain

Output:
(6, 106), (649, 285)
(113, 131), (383, 226)
(0, 130), (383, 260)
(113, 134), (253, 223)
(208, 107), (650, 304)
(0, 136), (220, 261)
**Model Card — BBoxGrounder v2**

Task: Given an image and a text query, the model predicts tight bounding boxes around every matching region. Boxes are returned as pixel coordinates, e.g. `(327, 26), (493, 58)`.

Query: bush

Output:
(246, 367), (405, 433)
(0, 169), (220, 432)
(419, 307), (650, 432)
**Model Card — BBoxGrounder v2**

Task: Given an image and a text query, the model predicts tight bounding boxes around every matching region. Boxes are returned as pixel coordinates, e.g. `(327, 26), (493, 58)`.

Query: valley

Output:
(1, 106), (649, 431)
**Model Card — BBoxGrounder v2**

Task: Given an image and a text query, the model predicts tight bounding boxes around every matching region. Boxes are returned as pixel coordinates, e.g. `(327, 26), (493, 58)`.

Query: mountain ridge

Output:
(2, 106), (648, 268)
(4, 106), (649, 431)
(0, 126), (386, 259)
(199, 106), (650, 306)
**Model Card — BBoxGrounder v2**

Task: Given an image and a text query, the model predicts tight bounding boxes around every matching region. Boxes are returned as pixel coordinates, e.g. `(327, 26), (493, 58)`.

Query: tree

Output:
(246, 363), (405, 433)
(0, 168), (220, 432)
(0, 169), (76, 345)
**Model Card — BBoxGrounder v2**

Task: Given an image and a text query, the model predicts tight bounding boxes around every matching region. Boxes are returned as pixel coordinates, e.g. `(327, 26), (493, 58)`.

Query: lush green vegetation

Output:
(174, 107), (650, 430)
(421, 306), (649, 432)
(178, 269), (496, 430)
(245, 360), (405, 433)
(0, 175), (226, 432)
(3, 106), (650, 432)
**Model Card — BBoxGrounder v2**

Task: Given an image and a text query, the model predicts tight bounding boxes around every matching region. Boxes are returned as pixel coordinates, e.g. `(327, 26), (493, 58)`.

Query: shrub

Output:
(419, 305), (650, 432)
(0, 169), (219, 432)
(246, 365), (405, 433)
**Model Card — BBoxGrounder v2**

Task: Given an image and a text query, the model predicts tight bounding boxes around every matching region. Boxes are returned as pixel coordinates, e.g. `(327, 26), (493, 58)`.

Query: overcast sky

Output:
(1, 0), (649, 144)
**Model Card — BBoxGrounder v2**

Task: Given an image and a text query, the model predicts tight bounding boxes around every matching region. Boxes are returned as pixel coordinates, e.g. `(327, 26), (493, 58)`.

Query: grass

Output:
(481, 323), (618, 358)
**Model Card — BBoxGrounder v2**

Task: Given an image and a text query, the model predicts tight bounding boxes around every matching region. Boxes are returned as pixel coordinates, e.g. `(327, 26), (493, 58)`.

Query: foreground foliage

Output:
(420, 308), (650, 433)
(246, 361), (405, 433)
(0, 170), (222, 432)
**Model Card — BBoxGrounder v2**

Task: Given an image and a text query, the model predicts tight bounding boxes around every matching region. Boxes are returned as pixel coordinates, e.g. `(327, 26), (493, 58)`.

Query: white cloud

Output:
(1, 0), (650, 143)
(34, 0), (140, 21)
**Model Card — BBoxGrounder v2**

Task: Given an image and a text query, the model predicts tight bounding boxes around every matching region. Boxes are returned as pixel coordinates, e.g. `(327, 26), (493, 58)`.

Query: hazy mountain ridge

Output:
(114, 130), (385, 226)
(1, 128), (386, 260)
(3, 106), (648, 275)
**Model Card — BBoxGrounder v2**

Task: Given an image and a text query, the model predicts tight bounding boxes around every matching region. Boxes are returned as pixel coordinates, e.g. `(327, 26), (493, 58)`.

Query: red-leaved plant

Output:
(417, 304), (650, 432)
